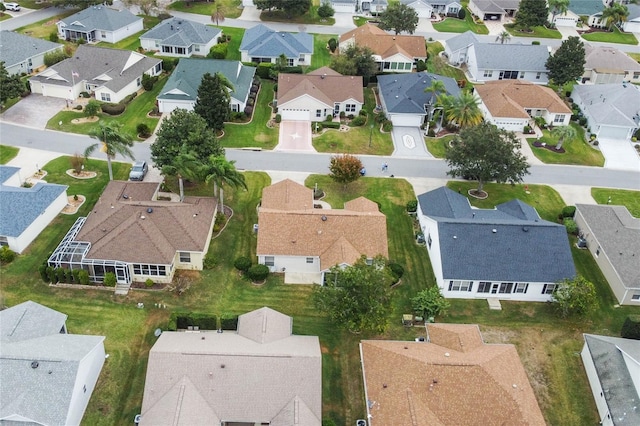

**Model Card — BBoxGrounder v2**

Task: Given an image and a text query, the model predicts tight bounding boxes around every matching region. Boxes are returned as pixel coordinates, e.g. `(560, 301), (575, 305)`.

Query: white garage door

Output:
(158, 100), (195, 113)
(333, 3), (355, 13)
(390, 114), (423, 127)
(493, 119), (526, 132)
(413, 6), (431, 18)
(598, 126), (629, 140)
(280, 109), (311, 121)
(555, 17), (577, 27)
(41, 84), (71, 99)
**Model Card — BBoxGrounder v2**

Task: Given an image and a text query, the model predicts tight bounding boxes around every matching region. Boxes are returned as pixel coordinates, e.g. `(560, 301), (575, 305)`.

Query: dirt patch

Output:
(62, 195), (86, 214)
(71, 116), (99, 124)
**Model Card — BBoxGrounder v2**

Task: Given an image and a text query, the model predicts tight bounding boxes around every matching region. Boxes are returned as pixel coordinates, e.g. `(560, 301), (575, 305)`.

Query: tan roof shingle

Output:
(339, 23), (427, 60)
(475, 80), (571, 119)
(277, 70), (363, 107)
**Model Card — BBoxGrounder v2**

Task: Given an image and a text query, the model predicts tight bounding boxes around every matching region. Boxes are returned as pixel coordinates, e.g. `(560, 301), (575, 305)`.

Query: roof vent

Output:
(522, 226), (529, 232)
(321, 215), (327, 221)
(122, 194), (129, 199)
(147, 207), (153, 214)
(321, 74), (326, 79)
(492, 229), (497, 233)
(140, 215), (145, 220)
(444, 352), (450, 357)
(31, 361), (39, 369)
(453, 235), (457, 239)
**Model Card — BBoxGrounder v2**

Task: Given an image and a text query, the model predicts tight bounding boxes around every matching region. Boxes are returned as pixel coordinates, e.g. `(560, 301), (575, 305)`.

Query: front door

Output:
(334, 103), (340, 115)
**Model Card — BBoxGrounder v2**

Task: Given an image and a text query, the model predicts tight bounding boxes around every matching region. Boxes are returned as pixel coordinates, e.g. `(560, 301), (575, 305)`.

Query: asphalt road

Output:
(1, 123), (638, 190)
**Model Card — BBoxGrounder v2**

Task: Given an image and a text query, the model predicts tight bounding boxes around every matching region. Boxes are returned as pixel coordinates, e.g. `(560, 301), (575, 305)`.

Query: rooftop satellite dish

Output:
(154, 328), (162, 337)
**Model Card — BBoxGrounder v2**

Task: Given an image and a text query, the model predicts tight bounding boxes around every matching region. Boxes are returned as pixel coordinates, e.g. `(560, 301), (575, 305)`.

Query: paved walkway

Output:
(6, 147), (62, 180)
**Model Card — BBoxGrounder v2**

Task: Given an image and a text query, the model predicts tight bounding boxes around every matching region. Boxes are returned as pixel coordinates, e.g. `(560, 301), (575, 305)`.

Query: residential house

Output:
(416, 187), (576, 301)
(549, 0), (601, 27)
(157, 58), (256, 113)
(239, 24), (313, 66)
(582, 45), (640, 84)
(0, 30), (63, 75)
(323, 0), (357, 13)
(29, 45), (162, 103)
(47, 181), (217, 288)
(377, 72), (461, 127)
(0, 301), (105, 426)
(276, 66), (364, 121)
(140, 17), (221, 58)
(620, 3), (640, 33)
(139, 307), (322, 425)
(571, 83), (640, 141)
(57, 5), (143, 43)
(360, 323), (546, 425)
(468, 0), (519, 21)
(0, 165), (68, 254)
(339, 23), (427, 73)
(400, 0), (434, 18)
(443, 30), (479, 65)
(466, 43), (550, 84)
(256, 179), (388, 284)
(361, 0), (388, 14)
(574, 204), (640, 305)
(581, 334), (640, 426)
(474, 80), (572, 132)
(429, 0), (463, 16)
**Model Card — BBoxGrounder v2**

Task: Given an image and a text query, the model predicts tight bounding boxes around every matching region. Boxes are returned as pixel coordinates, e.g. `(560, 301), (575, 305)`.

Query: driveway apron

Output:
(597, 138), (640, 171)
(391, 127), (432, 158)
(275, 120), (315, 152)
(1, 94), (66, 130)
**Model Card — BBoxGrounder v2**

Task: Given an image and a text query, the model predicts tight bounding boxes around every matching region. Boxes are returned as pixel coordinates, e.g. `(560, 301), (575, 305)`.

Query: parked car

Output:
(129, 161), (148, 181)
(4, 2), (21, 11)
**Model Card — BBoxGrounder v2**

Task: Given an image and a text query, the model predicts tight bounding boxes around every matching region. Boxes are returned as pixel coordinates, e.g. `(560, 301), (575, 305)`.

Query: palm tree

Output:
(549, 0), (570, 23)
(203, 155), (247, 213)
(424, 80), (446, 133)
(161, 149), (204, 202)
(495, 30), (511, 44)
(552, 125), (576, 150)
(211, 3), (225, 26)
(602, 3), (629, 31)
(85, 122), (134, 180)
(444, 92), (483, 128)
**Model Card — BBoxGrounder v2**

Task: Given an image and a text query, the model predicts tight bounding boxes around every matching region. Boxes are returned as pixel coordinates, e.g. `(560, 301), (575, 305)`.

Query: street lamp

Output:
(369, 123), (374, 147)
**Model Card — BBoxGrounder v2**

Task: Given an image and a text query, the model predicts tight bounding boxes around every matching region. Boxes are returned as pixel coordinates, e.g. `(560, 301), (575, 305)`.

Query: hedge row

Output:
(166, 313), (240, 331)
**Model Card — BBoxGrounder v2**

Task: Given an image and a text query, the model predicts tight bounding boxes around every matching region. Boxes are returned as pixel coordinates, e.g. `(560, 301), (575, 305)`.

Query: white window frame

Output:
(179, 252), (191, 263)
(631, 293), (640, 300)
(478, 281), (492, 293)
(345, 104), (356, 112)
(483, 70), (493, 78)
(542, 284), (556, 294)
(100, 93), (111, 102)
(306, 257), (314, 264)
(553, 114), (564, 123)
(448, 280), (472, 292)
(514, 283), (528, 293)
(264, 256), (275, 266)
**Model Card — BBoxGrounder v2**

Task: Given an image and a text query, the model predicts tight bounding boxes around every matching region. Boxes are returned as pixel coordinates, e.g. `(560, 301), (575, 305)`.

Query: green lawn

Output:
(591, 188), (640, 217)
(425, 42), (468, 82)
(628, 52), (640, 63)
(16, 10), (77, 39)
(0, 12), (12, 22)
(216, 26), (245, 61)
(425, 134), (455, 158)
(260, 5), (335, 25)
(433, 9), (489, 34)
(313, 87), (394, 155)
(504, 23), (562, 39)
(0, 145), (19, 164)
(310, 34), (337, 71)
(221, 80), (278, 149)
(581, 27), (638, 45)
(526, 124), (604, 167)
(168, 0), (243, 19)
(353, 16), (375, 27)
(96, 16), (161, 51)
(45, 74), (167, 140)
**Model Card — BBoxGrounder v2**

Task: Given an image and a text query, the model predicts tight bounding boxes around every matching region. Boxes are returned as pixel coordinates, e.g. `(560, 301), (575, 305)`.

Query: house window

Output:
(101, 31), (106, 38)
(500, 70), (519, 79)
(316, 109), (322, 118)
(179, 252), (191, 263)
(383, 62), (390, 70)
(498, 282), (514, 293)
(365, 258), (373, 265)
(100, 93), (111, 102)
(264, 256), (274, 266)
(525, 109), (532, 116)
(404, 63), (412, 70)
(483, 70), (493, 78)
(345, 104), (356, 112)
(231, 104), (239, 112)
(133, 264), (167, 276)
(536, 72), (542, 80)
(427, 234), (432, 249)
(514, 283), (529, 293)
(306, 257), (314, 264)
(448, 280), (472, 292)
(631, 293), (640, 300)
(154, 63), (162, 74)
(137, 77), (141, 87)
(633, 72), (640, 79)
(162, 46), (173, 54)
(83, 385), (87, 393)
(519, 72), (525, 78)
(195, 45), (200, 52)
(0, 236), (7, 247)
(553, 115), (564, 123)
(175, 47), (186, 55)
(288, 58), (295, 66)
(542, 284), (556, 294)
(477, 282), (492, 293)
(299, 54), (305, 63)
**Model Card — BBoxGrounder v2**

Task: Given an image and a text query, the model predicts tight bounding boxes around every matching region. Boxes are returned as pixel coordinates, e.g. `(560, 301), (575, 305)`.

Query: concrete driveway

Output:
(1, 94), (67, 130)
(275, 120), (315, 152)
(597, 138), (640, 171)
(333, 12), (356, 28)
(391, 127), (432, 158)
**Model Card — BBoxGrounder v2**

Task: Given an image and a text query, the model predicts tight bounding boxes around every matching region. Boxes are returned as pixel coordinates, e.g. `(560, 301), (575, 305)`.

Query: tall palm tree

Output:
(495, 30), (511, 44)
(602, 3), (629, 31)
(552, 125), (576, 150)
(203, 155), (247, 213)
(444, 92), (483, 128)
(211, 3), (225, 26)
(161, 148), (204, 202)
(549, 0), (570, 23)
(424, 80), (446, 133)
(85, 122), (134, 180)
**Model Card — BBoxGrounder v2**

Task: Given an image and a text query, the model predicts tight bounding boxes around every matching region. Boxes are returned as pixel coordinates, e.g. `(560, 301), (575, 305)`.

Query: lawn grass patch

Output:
(425, 41), (468, 82)
(310, 34), (336, 71)
(591, 188), (640, 217)
(260, 6), (335, 25)
(215, 26), (245, 61)
(0, 145), (19, 164)
(504, 23), (562, 39)
(16, 10), (77, 39)
(581, 26), (638, 45)
(526, 124), (604, 167)
(96, 16), (161, 51)
(433, 10), (489, 34)
(627, 52), (640, 63)
(353, 16), (375, 27)
(168, 0), (243, 19)
(425, 134), (455, 158)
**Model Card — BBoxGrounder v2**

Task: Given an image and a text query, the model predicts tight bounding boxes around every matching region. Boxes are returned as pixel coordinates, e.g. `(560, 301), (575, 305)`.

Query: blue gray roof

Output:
(627, 3), (640, 20)
(0, 31), (63, 69)
(583, 334), (640, 426)
(378, 72), (462, 114)
(418, 187), (575, 282)
(0, 165), (20, 184)
(472, 43), (550, 71)
(572, 83), (640, 128)
(240, 24), (313, 59)
(0, 301), (105, 426)
(140, 17), (221, 48)
(568, 0), (604, 16)
(0, 166), (67, 238)
(445, 30), (480, 52)
(158, 58), (256, 104)
(60, 5), (141, 32)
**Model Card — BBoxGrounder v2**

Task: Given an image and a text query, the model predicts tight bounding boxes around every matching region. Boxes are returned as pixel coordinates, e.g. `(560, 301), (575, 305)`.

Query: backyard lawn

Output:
(433, 9), (489, 34)
(216, 26), (245, 61)
(310, 34), (337, 71)
(425, 42), (468, 82)
(0, 145), (19, 164)
(260, 5), (335, 25)
(591, 188), (640, 217)
(504, 23), (562, 39)
(16, 10), (77, 39)
(526, 124), (604, 167)
(425, 134), (455, 158)
(168, 0), (243, 19)
(581, 27), (638, 45)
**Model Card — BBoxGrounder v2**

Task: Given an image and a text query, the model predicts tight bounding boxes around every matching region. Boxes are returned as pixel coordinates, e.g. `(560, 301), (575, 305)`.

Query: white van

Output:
(4, 3), (21, 11)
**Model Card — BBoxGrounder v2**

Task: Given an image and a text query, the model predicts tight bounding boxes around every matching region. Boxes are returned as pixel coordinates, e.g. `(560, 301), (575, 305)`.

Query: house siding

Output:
(9, 189), (67, 254)
(66, 340), (106, 426)
(581, 343), (614, 426)
(258, 254), (321, 275)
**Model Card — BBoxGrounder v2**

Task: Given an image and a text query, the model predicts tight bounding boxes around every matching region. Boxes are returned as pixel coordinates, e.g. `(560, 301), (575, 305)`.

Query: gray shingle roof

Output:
(471, 43), (550, 71)
(445, 30), (480, 53)
(572, 83), (640, 128)
(0, 166), (67, 238)
(568, 0), (603, 16)
(378, 72), (461, 114)
(157, 58), (255, 105)
(239, 24), (313, 59)
(0, 165), (20, 183)
(60, 5), (141, 32)
(583, 334), (640, 426)
(419, 187), (575, 282)
(30, 44), (162, 94)
(0, 31), (63, 69)
(0, 301), (105, 426)
(140, 17), (221, 48)
(628, 3), (640, 20)
(576, 204), (640, 289)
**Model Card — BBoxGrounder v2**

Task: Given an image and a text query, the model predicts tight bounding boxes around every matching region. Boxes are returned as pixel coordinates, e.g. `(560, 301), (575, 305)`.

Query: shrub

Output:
(325, 114), (333, 122)
(564, 218), (578, 235)
(0, 246), (17, 265)
(174, 313), (218, 330)
(78, 270), (90, 285)
(256, 62), (273, 79)
(578, 117), (587, 126)
(213, 212), (226, 232)
(532, 40), (541, 45)
(70, 153), (84, 174)
(84, 100), (100, 117)
(317, 3), (334, 19)
(80, 91), (90, 98)
(275, 114), (282, 123)
(162, 58), (178, 73)
(351, 115), (366, 126)
(77, 38), (87, 45)
(321, 121), (341, 129)
(523, 125), (531, 134)
(64, 268), (73, 282)
(358, 109), (367, 117)
(145, 278), (154, 288)
(72, 269), (80, 283)
(203, 253), (216, 269)
(137, 123), (151, 138)
(428, 128), (436, 137)
(328, 37), (338, 53)
(208, 43), (228, 59)
(56, 268), (66, 283)
(103, 272), (117, 287)
(457, 8), (466, 19)
(47, 266), (57, 283)
(375, 113), (386, 123)
(220, 314), (239, 330)
(44, 50), (68, 66)
(244, 106), (253, 115)
(339, 111), (346, 119)
(39, 264), (49, 282)
(234, 256), (252, 272)
(123, 92), (137, 104)
(621, 315), (640, 340)
(382, 120), (393, 132)
(247, 264), (269, 281)
(388, 262), (405, 280)
(247, 98), (255, 106)
(406, 199), (418, 213)
(101, 102), (126, 115)
(74, 105), (83, 111)
(416, 59), (427, 72)
(142, 74), (158, 91)
(157, 12), (171, 20)
(562, 205), (576, 218)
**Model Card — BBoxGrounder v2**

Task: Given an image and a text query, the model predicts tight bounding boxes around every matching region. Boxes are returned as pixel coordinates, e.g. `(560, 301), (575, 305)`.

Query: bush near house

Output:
(621, 315), (640, 340)
(246, 264), (269, 281)
(233, 256), (252, 272)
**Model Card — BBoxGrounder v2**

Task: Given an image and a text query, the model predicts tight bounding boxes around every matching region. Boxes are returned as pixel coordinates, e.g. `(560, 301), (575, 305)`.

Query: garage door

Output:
(598, 126), (630, 140)
(390, 114), (423, 127)
(158, 100), (194, 113)
(414, 6), (431, 18)
(555, 17), (577, 27)
(333, 4), (355, 13)
(280, 109), (311, 121)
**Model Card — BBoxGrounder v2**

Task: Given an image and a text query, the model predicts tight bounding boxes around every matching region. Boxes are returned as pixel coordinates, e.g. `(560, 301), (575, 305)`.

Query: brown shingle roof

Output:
(339, 23), (426, 60)
(257, 180), (388, 270)
(77, 181), (217, 264)
(475, 80), (571, 119)
(360, 324), (546, 426)
(277, 71), (364, 106)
